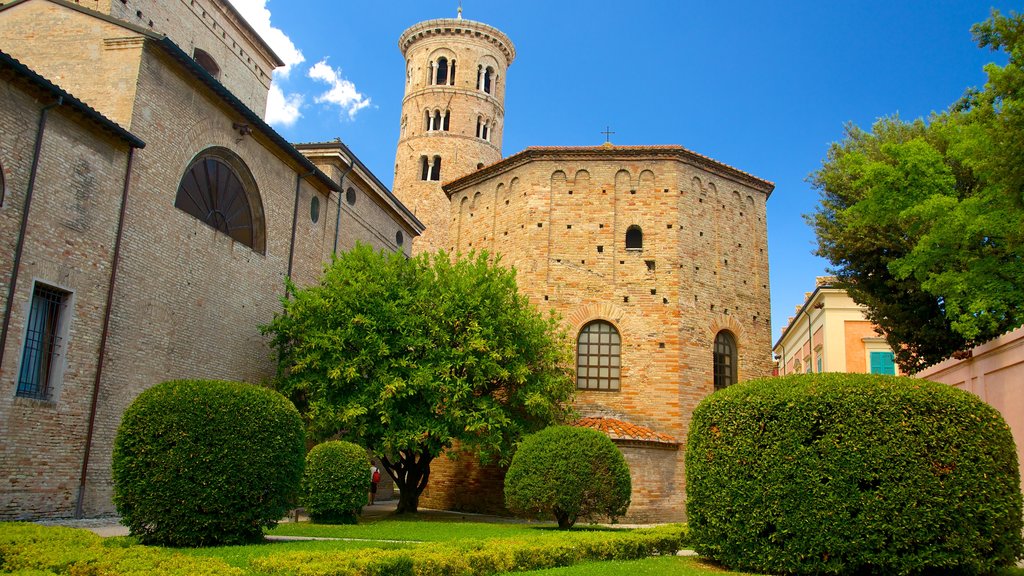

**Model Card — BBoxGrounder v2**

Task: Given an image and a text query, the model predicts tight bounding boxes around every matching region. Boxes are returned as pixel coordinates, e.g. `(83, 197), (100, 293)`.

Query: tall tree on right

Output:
(809, 11), (1024, 373)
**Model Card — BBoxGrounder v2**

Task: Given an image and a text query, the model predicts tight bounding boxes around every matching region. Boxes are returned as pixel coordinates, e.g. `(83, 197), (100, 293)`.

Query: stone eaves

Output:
(442, 145), (775, 198)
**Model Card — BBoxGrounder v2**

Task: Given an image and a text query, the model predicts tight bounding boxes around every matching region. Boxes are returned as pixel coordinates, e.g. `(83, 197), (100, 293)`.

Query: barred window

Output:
(576, 321), (621, 391)
(17, 283), (70, 400)
(175, 147), (265, 253)
(714, 331), (737, 391)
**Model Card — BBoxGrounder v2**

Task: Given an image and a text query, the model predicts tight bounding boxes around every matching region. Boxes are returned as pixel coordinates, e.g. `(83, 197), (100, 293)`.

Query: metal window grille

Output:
(16, 284), (66, 400)
(576, 321), (621, 391)
(714, 331), (737, 391)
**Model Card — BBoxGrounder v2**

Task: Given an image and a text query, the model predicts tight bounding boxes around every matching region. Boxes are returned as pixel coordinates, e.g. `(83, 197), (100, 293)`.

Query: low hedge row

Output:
(0, 522), (242, 575)
(250, 524), (688, 576)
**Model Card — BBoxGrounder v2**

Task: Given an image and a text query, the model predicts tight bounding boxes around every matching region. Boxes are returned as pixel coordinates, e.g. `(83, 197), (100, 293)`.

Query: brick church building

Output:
(392, 15), (774, 522)
(0, 0), (422, 519)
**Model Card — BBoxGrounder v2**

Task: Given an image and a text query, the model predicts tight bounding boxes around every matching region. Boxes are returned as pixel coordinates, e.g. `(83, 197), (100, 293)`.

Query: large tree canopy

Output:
(263, 244), (575, 513)
(809, 11), (1024, 373)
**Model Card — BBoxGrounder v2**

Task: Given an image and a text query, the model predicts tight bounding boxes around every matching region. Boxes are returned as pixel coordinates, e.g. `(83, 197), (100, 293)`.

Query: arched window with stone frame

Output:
(713, 330), (738, 391)
(174, 147), (265, 254)
(576, 320), (622, 391)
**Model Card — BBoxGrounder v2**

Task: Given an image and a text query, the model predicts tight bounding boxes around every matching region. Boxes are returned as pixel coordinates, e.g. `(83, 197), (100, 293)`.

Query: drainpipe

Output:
(0, 97), (62, 373)
(286, 171), (315, 280)
(75, 146), (137, 518)
(333, 157), (355, 255)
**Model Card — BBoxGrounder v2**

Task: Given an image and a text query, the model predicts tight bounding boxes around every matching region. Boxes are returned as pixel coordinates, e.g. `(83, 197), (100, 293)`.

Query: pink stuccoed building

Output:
(916, 326), (1024, 488)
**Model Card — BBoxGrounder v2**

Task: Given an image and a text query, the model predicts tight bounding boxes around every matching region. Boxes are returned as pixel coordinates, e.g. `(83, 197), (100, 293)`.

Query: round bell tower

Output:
(393, 14), (515, 253)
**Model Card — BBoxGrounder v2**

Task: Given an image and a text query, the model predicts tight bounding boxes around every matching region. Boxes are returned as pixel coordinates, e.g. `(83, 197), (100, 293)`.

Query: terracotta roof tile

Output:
(575, 416), (678, 445)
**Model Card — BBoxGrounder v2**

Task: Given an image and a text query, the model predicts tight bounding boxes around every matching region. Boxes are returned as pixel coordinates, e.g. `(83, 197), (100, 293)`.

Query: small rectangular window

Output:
(16, 283), (70, 400)
(870, 351), (895, 375)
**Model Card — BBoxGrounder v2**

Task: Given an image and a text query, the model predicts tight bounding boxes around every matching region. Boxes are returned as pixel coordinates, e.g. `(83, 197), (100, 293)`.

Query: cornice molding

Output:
(443, 146), (775, 197)
(399, 18), (515, 66)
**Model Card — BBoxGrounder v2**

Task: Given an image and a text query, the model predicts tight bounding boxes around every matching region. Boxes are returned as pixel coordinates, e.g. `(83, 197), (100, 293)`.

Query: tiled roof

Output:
(575, 416), (678, 446)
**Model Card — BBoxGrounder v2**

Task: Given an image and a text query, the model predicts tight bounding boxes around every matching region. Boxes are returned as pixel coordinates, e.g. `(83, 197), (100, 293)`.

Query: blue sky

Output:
(229, 0), (1014, 346)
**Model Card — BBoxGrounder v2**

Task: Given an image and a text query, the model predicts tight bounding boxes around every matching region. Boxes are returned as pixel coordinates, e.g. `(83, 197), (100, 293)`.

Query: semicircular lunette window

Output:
(175, 148), (265, 254)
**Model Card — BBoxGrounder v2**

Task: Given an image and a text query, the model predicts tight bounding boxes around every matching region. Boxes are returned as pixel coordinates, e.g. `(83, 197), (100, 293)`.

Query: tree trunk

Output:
(554, 507), (576, 530)
(381, 450), (433, 515)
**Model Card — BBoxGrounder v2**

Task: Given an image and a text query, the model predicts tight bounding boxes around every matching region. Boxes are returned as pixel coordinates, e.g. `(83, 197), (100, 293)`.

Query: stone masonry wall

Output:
(0, 75), (132, 518)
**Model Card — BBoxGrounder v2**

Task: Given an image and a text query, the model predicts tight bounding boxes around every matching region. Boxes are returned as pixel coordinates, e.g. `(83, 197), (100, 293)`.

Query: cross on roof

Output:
(601, 126), (615, 143)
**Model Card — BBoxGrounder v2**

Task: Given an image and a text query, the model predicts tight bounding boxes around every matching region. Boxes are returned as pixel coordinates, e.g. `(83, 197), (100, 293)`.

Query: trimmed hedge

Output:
(250, 524), (687, 576)
(302, 440), (370, 524)
(0, 522), (242, 575)
(686, 373), (1024, 575)
(112, 380), (306, 547)
(504, 425), (631, 529)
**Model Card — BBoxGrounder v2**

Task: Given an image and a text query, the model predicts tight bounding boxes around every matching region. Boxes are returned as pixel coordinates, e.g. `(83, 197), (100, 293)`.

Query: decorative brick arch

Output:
(707, 314), (746, 345)
(567, 302), (655, 390)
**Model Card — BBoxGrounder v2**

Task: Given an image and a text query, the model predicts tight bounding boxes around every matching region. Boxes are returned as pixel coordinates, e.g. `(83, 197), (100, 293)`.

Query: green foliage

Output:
(302, 440), (370, 524)
(112, 379), (305, 547)
(808, 11), (1024, 372)
(0, 522), (243, 575)
(263, 244), (575, 512)
(250, 524), (687, 576)
(686, 373), (1024, 575)
(504, 426), (631, 529)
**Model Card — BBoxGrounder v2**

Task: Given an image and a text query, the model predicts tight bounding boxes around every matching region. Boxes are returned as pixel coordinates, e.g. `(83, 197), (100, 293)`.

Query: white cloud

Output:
(226, 0), (304, 77)
(265, 83), (303, 127)
(309, 59), (371, 120)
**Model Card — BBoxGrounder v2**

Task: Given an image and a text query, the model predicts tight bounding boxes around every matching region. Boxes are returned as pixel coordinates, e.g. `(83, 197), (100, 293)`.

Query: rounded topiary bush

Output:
(302, 440), (370, 524)
(112, 380), (305, 547)
(505, 425), (631, 529)
(686, 373), (1023, 575)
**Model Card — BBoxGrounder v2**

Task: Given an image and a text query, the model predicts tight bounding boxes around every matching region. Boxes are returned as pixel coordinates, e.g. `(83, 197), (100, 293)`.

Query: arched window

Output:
(442, 110), (450, 131)
(449, 59), (456, 85)
(175, 147), (265, 253)
(430, 155), (441, 181)
(193, 48), (220, 79)
(625, 225), (643, 250)
(310, 195), (320, 223)
(577, 321), (621, 391)
(420, 156), (429, 181)
(425, 110), (432, 131)
(483, 66), (493, 94)
(476, 116), (482, 138)
(714, 331), (738, 391)
(435, 57), (448, 86)
(482, 120), (490, 141)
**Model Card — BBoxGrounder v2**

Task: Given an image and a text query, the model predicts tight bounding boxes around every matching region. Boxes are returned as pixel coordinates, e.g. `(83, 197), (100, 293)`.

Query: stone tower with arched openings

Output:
(393, 15), (515, 253)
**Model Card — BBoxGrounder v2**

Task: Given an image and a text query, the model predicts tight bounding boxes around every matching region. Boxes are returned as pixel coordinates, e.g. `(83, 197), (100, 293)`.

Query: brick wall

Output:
(0, 75), (132, 519)
(422, 149), (774, 522)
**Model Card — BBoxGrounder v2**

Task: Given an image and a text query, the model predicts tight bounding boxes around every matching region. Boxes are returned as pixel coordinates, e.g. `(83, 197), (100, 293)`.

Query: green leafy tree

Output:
(809, 11), (1024, 373)
(263, 244), (575, 514)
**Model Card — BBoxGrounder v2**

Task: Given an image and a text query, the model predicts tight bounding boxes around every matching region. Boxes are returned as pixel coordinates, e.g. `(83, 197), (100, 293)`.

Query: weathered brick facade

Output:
(0, 0), (422, 518)
(393, 18), (513, 254)
(394, 18), (775, 522)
